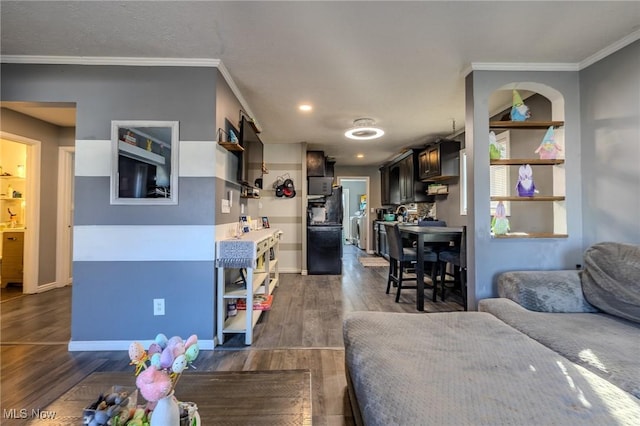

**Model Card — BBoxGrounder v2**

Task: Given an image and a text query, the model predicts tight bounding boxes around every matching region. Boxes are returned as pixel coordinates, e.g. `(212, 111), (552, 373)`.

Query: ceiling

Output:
(1, 1), (639, 166)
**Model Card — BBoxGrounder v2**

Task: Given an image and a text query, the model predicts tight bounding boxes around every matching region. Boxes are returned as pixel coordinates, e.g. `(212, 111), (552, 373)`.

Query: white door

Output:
(56, 147), (74, 286)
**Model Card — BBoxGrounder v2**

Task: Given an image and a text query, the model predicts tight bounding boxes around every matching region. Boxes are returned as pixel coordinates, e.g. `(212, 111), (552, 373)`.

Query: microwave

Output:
(308, 177), (334, 195)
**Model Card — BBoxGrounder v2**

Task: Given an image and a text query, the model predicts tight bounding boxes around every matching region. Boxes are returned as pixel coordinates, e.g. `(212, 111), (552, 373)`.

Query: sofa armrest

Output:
(497, 270), (599, 313)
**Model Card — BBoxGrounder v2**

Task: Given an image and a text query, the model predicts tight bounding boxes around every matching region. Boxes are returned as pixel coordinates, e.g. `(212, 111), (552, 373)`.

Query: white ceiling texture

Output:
(1, 1), (639, 166)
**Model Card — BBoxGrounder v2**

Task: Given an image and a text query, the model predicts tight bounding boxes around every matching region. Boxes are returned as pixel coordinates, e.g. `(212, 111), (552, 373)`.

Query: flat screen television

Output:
(236, 116), (264, 188)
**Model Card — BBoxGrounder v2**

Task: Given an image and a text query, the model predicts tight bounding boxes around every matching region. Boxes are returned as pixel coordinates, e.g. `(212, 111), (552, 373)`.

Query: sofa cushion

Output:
(479, 297), (640, 399)
(343, 311), (640, 425)
(498, 270), (598, 312)
(582, 242), (640, 323)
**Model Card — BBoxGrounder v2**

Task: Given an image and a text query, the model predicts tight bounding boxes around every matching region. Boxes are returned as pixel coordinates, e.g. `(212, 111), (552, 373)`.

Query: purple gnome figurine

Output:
(516, 164), (536, 197)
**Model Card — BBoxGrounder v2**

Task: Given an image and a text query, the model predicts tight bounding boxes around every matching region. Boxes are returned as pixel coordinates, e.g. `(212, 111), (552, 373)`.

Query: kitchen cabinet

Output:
(373, 221), (389, 259)
(379, 166), (390, 205)
(419, 139), (461, 181)
(1, 231), (24, 287)
(489, 120), (566, 239)
(379, 222), (389, 259)
(388, 150), (432, 204)
(306, 151), (326, 177)
(216, 229), (281, 345)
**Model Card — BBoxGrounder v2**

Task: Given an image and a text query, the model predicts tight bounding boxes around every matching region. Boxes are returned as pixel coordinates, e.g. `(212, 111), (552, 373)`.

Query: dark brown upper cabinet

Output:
(418, 139), (461, 181)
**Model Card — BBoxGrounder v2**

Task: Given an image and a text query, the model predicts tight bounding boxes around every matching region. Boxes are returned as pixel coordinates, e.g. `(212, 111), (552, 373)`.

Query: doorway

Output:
(0, 132), (41, 294)
(1, 102), (76, 295)
(338, 177), (370, 253)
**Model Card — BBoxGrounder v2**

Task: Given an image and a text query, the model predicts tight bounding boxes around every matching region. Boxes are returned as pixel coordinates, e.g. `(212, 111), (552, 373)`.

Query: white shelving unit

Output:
(1, 176), (26, 226)
(216, 228), (281, 345)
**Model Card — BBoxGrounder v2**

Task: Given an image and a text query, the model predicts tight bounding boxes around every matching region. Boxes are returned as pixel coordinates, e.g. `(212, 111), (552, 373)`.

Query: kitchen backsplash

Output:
(417, 202), (437, 219)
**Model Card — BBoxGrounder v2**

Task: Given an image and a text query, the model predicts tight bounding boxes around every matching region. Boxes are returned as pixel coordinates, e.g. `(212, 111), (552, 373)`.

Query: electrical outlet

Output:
(153, 298), (165, 316)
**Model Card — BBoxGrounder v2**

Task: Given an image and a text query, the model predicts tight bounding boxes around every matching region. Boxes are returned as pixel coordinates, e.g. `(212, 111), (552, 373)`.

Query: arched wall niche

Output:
(492, 82), (565, 121)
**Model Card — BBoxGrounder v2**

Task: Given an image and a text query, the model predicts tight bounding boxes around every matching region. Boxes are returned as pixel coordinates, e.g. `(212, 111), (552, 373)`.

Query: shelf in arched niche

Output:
(488, 84), (566, 239)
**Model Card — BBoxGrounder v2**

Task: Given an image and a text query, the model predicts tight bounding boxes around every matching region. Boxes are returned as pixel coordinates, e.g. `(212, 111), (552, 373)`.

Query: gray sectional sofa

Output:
(343, 242), (640, 425)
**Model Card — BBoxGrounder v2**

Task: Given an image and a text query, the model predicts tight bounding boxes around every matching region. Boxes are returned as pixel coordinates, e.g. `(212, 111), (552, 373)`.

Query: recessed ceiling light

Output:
(345, 118), (384, 140)
(299, 104), (313, 112)
(356, 154), (364, 158)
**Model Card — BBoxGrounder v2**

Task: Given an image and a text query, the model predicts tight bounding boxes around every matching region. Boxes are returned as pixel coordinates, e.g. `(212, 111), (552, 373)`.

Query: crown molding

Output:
(579, 28), (640, 69)
(1, 55), (258, 130)
(0, 55), (222, 67)
(464, 62), (579, 76)
(464, 29), (640, 76)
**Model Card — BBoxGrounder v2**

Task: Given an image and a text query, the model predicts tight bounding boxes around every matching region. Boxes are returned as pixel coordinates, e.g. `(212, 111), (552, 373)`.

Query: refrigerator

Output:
(307, 186), (343, 274)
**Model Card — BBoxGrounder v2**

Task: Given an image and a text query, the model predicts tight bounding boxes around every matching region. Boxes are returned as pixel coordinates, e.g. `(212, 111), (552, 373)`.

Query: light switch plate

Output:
(221, 199), (230, 213)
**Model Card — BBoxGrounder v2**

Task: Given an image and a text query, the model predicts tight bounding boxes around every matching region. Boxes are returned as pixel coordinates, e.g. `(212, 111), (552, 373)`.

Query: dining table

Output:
(398, 225), (464, 311)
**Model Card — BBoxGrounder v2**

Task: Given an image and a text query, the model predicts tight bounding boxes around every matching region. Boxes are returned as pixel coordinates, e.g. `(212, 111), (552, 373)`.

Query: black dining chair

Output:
(438, 225), (467, 310)
(384, 223), (439, 303)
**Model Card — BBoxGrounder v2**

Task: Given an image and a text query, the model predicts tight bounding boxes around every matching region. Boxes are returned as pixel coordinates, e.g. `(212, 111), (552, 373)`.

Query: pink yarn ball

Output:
(135, 365), (172, 402)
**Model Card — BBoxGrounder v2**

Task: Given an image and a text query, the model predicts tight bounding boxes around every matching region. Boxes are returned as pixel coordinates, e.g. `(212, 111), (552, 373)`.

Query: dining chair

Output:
(438, 225), (467, 310)
(384, 223), (439, 303)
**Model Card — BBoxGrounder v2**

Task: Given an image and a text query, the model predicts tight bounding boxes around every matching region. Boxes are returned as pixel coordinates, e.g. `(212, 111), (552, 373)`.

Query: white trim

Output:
(580, 28), (640, 69)
(179, 141), (216, 177)
(0, 55), (260, 131)
(0, 131), (41, 294)
(216, 61), (260, 131)
(459, 149), (467, 216)
(0, 55), (221, 67)
(75, 140), (111, 177)
(74, 225), (215, 262)
(56, 147), (74, 288)
(69, 339), (216, 352)
(465, 62), (579, 76)
(28, 280), (68, 293)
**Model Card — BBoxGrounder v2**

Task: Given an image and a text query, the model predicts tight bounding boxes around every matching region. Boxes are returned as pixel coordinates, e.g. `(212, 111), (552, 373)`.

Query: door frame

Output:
(342, 187), (350, 243)
(0, 131), (41, 294)
(56, 146), (74, 287)
(337, 176), (371, 253)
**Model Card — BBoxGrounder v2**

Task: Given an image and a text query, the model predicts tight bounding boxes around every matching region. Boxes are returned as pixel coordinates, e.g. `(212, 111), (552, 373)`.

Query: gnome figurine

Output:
(534, 126), (562, 159)
(510, 89), (531, 121)
(491, 201), (510, 235)
(516, 164), (536, 197)
(489, 131), (501, 160)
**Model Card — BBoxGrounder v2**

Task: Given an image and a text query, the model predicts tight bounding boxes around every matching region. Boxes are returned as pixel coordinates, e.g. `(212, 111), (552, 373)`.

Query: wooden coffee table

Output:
(32, 370), (312, 425)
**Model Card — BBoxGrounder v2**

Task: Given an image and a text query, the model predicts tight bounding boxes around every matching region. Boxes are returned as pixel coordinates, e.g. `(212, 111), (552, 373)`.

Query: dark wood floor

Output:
(0, 245), (463, 425)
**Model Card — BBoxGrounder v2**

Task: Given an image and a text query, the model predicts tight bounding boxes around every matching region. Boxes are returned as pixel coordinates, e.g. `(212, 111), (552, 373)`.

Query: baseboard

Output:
(24, 281), (70, 294)
(68, 339), (216, 352)
(279, 267), (302, 274)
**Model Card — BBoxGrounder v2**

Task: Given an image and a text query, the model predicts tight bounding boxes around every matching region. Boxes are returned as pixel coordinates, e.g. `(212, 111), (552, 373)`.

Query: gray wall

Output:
(2, 64), (219, 344)
(580, 40), (640, 245)
(466, 70), (583, 309)
(0, 107), (68, 286)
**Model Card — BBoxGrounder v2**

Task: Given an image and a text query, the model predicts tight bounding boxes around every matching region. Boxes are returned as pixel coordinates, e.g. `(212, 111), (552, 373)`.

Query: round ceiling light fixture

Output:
(344, 118), (384, 140)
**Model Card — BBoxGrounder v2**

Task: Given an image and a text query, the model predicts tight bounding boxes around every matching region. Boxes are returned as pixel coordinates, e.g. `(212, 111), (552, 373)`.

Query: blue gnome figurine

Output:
(510, 89), (531, 122)
(491, 201), (510, 235)
(516, 164), (536, 197)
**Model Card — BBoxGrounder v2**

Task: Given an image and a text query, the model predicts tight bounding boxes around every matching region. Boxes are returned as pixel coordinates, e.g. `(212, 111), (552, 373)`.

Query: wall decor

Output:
(110, 121), (179, 205)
